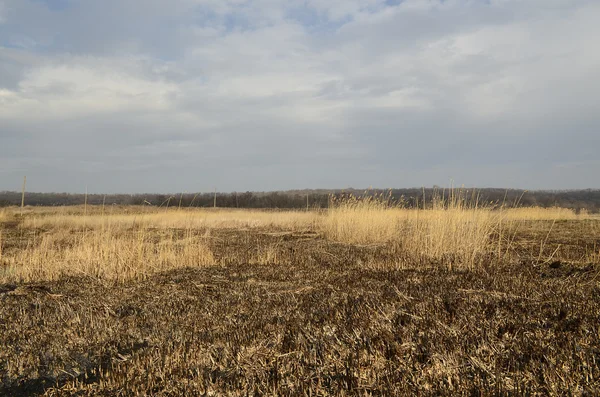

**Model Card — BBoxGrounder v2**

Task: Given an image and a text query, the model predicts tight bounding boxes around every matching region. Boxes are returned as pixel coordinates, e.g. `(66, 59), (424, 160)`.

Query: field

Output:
(0, 202), (599, 396)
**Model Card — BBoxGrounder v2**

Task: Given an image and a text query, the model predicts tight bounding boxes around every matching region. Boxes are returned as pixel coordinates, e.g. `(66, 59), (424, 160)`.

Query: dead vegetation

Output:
(0, 203), (598, 395)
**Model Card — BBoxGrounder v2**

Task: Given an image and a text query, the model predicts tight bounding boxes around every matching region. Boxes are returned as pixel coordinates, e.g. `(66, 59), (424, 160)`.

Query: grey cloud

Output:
(0, 0), (599, 192)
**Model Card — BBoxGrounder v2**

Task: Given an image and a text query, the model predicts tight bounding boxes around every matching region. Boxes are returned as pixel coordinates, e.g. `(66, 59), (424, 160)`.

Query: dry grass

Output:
(0, 201), (595, 282)
(501, 206), (584, 220)
(3, 207), (317, 283)
(322, 194), (592, 268)
(21, 207), (319, 231)
(321, 195), (400, 244)
(1, 228), (214, 283)
(0, 204), (599, 395)
(1, 229), (598, 396)
(0, 229), (3, 264)
(323, 194), (502, 268)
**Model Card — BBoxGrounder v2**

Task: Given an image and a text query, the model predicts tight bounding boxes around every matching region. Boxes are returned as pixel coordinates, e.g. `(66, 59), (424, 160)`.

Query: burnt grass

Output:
(1, 228), (599, 396)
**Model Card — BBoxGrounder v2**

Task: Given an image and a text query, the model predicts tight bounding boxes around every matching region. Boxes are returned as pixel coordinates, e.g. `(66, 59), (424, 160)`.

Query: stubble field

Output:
(0, 201), (599, 396)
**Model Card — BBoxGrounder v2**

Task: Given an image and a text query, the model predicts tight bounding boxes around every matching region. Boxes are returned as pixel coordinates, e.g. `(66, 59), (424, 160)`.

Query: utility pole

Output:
(20, 176), (26, 216)
(84, 186), (88, 217)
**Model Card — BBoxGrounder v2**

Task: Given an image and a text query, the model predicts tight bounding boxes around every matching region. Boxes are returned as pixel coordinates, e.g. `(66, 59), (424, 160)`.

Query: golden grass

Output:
(500, 206), (584, 221)
(322, 194), (502, 268)
(321, 196), (399, 245)
(3, 207), (317, 283)
(0, 199), (595, 282)
(0, 209), (7, 268)
(0, 208), (8, 223)
(0, 229), (3, 264)
(321, 196), (593, 268)
(21, 207), (319, 231)
(1, 228), (214, 283)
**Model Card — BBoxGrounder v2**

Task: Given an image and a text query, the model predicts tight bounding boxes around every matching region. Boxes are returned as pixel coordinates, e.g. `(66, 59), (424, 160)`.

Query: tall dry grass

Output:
(322, 192), (503, 268)
(322, 193), (590, 268)
(1, 227), (214, 283)
(3, 208), (318, 283)
(0, 229), (3, 265)
(21, 208), (319, 231)
(501, 206), (584, 221)
(0, 209), (7, 268)
(0, 209), (8, 223)
(1, 199), (593, 281)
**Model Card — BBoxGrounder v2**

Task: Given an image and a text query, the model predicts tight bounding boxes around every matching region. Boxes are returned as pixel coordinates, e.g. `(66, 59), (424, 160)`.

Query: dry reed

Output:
(1, 199), (594, 281)
(322, 192), (502, 268)
(1, 227), (214, 283)
(500, 206), (583, 221)
(21, 208), (319, 231)
(0, 209), (8, 223)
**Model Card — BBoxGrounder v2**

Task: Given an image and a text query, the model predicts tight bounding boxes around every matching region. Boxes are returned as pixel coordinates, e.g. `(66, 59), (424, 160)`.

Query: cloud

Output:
(0, 57), (180, 121)
(0, 0), (599, 192)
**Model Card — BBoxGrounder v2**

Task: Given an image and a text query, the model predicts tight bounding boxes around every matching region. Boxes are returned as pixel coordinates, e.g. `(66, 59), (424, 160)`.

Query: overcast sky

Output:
(0, 0), (599, 193)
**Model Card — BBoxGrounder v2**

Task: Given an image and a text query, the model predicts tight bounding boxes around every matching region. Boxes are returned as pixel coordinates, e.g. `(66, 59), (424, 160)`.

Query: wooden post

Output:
(213, 188), (217, 208)
(306, 193), (309, 211)
(20, 176), (26, 216)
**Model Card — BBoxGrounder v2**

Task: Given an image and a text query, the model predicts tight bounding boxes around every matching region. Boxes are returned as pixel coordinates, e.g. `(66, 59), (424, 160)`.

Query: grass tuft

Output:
(2, 227), (214, 283)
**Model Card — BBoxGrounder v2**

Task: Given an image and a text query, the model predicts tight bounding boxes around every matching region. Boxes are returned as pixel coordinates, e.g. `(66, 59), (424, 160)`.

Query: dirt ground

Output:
(1, 222), (599, 395)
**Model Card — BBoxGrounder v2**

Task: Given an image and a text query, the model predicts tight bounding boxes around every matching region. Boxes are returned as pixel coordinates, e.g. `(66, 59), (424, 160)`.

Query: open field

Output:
(0, 204), (599, 395)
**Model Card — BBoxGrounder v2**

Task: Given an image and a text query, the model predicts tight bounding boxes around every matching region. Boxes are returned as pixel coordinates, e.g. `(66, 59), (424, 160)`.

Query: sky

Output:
(0, 0), (599, 193)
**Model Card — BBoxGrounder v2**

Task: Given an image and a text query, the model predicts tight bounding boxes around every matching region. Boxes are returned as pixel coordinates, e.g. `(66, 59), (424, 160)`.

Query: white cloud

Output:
(0, 58), (179, 121)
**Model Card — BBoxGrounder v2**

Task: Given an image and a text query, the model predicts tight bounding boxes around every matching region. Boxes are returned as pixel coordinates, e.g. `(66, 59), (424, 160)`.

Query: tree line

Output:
(0, 188), (599, 213)
(0, 187), (600, 213)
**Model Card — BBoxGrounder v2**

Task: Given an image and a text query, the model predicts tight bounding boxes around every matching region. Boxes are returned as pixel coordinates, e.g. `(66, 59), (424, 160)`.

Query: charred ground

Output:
(1, 221), (599, 396)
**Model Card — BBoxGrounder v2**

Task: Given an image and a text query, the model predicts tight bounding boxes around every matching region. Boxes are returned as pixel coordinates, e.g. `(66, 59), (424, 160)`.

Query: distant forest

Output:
(1, 188), (599, 213)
